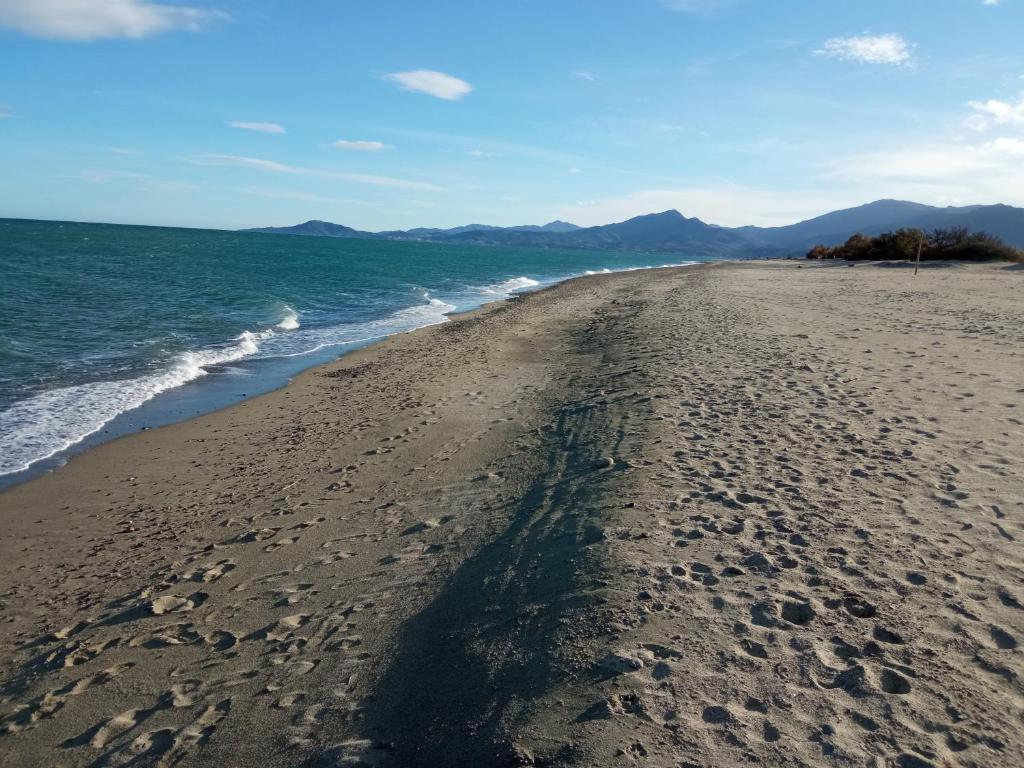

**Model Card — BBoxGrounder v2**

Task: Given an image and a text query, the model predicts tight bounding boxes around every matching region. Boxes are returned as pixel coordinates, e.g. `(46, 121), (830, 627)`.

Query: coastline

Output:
(1, 260), (1022, 767)
(0, 260), (697, 492)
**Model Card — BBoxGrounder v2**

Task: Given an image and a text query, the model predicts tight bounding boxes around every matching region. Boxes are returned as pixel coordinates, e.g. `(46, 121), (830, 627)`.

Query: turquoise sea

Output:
(0, 218), (708, 482)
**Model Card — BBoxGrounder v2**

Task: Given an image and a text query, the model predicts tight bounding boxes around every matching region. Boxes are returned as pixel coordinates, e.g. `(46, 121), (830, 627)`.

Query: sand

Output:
(0, 260), (1021, 768)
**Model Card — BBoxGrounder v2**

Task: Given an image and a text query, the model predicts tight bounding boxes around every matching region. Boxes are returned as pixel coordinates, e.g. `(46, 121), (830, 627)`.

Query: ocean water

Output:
(0, 218), (706, 480)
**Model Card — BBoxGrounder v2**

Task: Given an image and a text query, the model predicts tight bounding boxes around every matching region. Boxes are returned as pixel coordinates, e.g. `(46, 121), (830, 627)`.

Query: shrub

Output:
(806, 228), (1022, 263)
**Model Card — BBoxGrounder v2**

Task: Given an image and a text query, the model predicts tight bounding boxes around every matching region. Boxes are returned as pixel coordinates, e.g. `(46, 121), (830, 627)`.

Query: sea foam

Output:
(0, 296), (454, 476)
(276, 304), (301, 330)
(483, 276), (541, 295)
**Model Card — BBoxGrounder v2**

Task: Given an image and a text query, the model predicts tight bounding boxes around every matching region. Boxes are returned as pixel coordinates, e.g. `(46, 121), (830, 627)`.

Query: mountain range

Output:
(243, 200), (1024, 257)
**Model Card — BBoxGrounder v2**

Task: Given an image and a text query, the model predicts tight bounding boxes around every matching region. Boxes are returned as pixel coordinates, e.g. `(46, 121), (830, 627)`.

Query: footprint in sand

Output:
(263, 536), (300, 552)
(183, 560), (236, 583)
(148, 591), (209, 616)
(1, 662), (136, 734)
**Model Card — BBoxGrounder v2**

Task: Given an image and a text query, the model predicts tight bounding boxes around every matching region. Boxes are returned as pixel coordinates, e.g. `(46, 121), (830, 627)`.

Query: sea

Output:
(0, 218), (709, 486)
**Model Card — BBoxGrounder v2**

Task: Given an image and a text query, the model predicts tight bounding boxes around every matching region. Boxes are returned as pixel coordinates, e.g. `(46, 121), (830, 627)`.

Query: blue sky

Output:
(1, 0), (1023, 230)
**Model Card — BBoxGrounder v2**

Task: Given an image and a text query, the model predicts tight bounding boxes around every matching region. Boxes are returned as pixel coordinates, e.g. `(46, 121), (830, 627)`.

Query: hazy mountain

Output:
(443, 210), (760, 256)
(243, 202), (1024, 255)
(908, 204), (1024, 247)
(737, 200), (943, 249)
(507, 220), (581, 233)
(378, 220), (582, 239)
(733, 199), (1024, 251)
(243, 220), (374, 238)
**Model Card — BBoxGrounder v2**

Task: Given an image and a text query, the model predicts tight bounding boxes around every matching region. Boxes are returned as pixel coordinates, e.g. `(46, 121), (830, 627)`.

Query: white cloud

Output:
(342, 173), (442, 191)
(144, 178), (200, 192)
(334, 139), (387, 151)
(185, 154), (444, 191)
(571, 69), (596, 81)
(827, 145), (996, 181)
(384, 70), (472, 101)
(568, 167), (583, 174)
(228, 121), (285, 135)
(103, 145), (140, 155)
(80, 169), (148, 183)
(660, 0), (732, 14)
(0, 0), (224, 41)
(964, 93), (1024, 131)
(818, 90), (1024, 208)
(991, 137), (1024, 155)
(238, 187), (380, 207)
(982, 0), (1000, 5)
(188, 154), (302, 173)
(816, 34), (914, 65)
(824, 139), (1024, 206)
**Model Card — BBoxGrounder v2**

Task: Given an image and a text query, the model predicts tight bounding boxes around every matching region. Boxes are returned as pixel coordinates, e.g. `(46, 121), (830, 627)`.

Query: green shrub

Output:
(806, 227), (1023, 263)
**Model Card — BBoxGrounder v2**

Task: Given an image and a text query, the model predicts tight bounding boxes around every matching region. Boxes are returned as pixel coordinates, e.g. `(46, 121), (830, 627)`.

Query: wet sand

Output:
(1, 260), (1022, 767)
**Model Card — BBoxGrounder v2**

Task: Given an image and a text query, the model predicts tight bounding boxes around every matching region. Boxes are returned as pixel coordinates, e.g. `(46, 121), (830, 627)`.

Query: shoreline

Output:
(1, 260), (1021, 767)
(0, 262), (700, 492)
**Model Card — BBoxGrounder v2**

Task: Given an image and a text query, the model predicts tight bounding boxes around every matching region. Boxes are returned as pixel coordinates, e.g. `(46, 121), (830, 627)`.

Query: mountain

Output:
(378, 220), (582, 239)
(908, 204), (1024, 247)
(508, 220), (581, 233)
(242, 201), (1024, 255)
(244, 220), (374, 238)
(441, 210), (755, 256)
(737, 200), (943, 249)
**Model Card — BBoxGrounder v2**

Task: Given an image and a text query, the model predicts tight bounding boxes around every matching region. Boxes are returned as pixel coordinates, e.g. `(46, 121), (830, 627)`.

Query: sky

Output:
(1, 0), (1023, 231)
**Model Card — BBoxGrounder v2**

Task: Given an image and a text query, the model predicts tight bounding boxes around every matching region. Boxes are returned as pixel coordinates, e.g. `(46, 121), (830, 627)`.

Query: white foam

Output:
(0, 262), (701, 478)
(276, 304), (300, 330)
(482, 276), (541, 296)
(264, 295), (455, 359)
(0, 296), (455, 476)
(585, 262), (695, 277)
(0, 329), (271, 475)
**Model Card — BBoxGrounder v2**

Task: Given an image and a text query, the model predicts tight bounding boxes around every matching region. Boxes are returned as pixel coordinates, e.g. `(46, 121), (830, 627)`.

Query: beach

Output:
(1, 260), (1022, 767)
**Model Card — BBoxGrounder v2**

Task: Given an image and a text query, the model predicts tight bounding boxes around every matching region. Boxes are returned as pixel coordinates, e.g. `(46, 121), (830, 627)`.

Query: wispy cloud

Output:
(80, 169), (149, 183)
(334, 140), (387, 151)
(380, 127), (578, 166)
(238, 187), (381, 206)
(964, 93), (1024, 130)
(0, 0), (226, 41)
(228, 121), (285, 134)
(660, 0), (735, 15)
(185, 153), (444, 191)
(571, 69), (596, 81)
(817, 90), (1024, 208)
(342, 174), (443, 191)
(816, 34), (914, 65)
(384, 70), (472, 101)
(102, 145), (140, 155)
(188, 154), (301, 173)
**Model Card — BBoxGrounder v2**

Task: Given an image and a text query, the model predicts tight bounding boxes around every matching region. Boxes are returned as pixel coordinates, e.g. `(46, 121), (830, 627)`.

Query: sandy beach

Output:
(1, 260), (1022, 768)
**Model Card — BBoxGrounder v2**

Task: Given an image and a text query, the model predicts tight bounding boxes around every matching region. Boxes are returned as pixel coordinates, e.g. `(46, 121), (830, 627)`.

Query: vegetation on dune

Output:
(807, 226), (1024, 263)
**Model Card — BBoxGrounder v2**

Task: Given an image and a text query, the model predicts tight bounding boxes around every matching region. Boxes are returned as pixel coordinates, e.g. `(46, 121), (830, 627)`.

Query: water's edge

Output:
(0, 264), (702, 492)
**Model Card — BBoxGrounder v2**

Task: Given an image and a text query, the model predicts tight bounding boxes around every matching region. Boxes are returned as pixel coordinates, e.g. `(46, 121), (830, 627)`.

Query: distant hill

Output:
(736, 200), (943, 249)
(242, 201), (1024, 256)
(442, 210), (756, 257)
(244, 220), (375, 238)
(377, 220), (582, 240)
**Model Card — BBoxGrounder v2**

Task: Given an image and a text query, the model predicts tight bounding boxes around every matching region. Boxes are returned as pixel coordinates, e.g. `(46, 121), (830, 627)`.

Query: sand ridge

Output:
(0, 261), (1021, 767)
